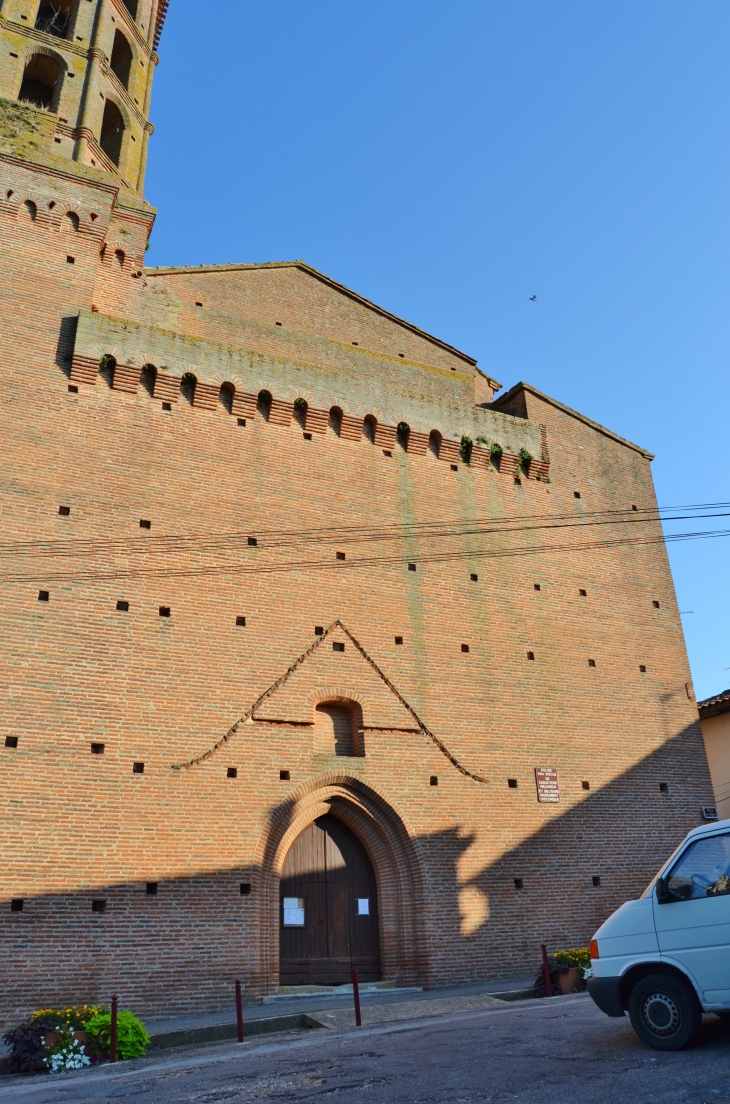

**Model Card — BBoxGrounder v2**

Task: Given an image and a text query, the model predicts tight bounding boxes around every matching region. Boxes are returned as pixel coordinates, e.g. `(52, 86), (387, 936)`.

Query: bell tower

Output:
(0, 0), (167, 193)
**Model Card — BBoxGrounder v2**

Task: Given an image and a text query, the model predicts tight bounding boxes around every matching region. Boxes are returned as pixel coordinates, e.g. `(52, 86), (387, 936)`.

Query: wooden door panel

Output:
(280, 814), (381, 985)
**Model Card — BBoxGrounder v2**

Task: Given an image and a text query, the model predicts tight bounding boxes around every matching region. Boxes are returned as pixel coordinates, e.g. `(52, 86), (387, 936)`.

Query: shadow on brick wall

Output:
(0, 721), (711, 1028)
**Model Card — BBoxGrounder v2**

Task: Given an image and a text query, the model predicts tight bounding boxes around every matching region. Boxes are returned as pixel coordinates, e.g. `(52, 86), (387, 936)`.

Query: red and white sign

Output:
(535, 767), (560, 803)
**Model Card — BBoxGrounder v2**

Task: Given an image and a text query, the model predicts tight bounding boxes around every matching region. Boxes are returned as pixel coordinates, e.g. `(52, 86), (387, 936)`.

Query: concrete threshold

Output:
(263, 984), (422, 1005)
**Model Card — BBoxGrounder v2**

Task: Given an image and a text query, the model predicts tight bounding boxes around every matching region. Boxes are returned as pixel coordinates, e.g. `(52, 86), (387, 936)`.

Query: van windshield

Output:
(640, 837), (690, 899)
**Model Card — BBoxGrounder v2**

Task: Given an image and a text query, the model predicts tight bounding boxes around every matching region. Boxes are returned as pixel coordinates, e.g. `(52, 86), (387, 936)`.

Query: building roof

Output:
(154, 0), (169, 50)
(698, 688), (730, 720)
(494, 381), (654, 459)
(144, 259), (499, 381)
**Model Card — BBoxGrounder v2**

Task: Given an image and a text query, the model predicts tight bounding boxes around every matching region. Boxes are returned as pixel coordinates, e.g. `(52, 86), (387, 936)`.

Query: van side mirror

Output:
(655, 875), (670, 904)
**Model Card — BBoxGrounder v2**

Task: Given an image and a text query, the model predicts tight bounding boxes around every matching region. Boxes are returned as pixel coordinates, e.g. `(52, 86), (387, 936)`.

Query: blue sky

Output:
(145, 1), (730, 700)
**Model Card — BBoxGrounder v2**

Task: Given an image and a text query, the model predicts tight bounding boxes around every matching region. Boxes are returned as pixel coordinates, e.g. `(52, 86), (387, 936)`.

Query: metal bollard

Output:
(351, 968), (362, 1027)
(235, 979), (244, 1043)
(541, 943), (553, 998)
(110, 994), (118, 1062)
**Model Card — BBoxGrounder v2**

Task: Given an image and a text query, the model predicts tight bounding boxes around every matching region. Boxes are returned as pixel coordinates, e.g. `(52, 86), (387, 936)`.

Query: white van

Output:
(588, 817), (730, 1050)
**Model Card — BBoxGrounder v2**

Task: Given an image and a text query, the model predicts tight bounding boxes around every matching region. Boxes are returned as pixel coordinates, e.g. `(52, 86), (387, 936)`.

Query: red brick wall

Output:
(0, 158), (712, 1029)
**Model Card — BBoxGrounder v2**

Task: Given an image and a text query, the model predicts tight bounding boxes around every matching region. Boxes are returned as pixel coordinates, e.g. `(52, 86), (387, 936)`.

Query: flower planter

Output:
(558, 967), (579, 994)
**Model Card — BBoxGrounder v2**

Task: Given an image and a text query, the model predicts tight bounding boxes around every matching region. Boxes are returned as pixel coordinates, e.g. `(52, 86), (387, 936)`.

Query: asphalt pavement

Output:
(2, 993), (730, 1103)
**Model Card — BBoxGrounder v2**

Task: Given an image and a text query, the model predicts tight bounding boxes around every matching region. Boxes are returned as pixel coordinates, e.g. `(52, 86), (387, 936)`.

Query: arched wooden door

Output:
(279, 814), (381, 986)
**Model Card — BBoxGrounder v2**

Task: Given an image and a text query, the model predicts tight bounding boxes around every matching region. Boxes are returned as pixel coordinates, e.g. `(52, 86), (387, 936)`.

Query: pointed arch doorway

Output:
(279, 814), (382, 986)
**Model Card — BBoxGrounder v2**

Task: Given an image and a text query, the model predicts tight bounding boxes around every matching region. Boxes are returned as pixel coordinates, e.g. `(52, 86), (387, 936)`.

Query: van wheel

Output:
(628, 973), (702, 1051)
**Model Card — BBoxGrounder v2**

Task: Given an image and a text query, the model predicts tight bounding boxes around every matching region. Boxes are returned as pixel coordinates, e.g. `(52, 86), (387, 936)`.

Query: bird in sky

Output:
(529, 295), (537, 301)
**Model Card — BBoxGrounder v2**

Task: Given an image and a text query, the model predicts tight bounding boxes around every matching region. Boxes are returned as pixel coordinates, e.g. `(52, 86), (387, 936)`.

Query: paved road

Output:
(3, 994), (730, 1104)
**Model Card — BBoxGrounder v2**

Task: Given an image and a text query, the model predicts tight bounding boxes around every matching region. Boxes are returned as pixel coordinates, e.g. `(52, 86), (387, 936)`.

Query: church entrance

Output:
(279, 814), (382, 986)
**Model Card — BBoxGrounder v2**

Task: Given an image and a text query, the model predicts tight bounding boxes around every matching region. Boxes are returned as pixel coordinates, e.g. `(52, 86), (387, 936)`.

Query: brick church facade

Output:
(0, 0), (713, 1026)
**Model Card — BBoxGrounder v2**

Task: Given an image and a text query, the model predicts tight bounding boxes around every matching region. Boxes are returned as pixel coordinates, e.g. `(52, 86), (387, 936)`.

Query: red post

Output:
(235, 979), (244, 1043)
(110, 994), (118, 1062)
(541, 943), (553, 999)
(351, 967), (362, 1027)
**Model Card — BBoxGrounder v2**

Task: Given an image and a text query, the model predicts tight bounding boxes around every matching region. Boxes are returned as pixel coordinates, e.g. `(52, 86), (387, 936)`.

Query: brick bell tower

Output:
(0, 0), (168, 348)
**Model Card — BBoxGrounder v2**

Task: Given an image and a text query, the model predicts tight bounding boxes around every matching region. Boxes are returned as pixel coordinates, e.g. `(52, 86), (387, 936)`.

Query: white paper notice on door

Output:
(357, 898), (370, 915)
(283, 897), (305, 926)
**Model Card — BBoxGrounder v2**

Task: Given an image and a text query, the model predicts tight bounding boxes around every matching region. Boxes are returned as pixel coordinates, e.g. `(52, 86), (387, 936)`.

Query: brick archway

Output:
(254, 777), (429, 995)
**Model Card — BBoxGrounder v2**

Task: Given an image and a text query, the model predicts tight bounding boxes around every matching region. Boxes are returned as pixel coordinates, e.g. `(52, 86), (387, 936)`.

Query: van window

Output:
(665, 833), (730, 901)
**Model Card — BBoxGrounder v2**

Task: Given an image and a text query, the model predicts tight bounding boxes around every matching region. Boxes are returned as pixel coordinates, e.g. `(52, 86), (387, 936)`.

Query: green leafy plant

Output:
(518, 447), (533, 471)
(490, 442), (502, 458)
(85, 1010), (150, 1061)
(459, 435), (473, 463)
(475, 435), (490, 447)
(98, 354), (115, 371)
(293, 397), (307, 410)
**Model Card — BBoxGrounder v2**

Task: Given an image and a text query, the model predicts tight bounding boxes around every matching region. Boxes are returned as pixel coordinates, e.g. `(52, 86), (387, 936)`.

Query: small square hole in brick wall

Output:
(398, 353), (404, 357)
(91, 900), (106, 913)
(162, 402), (172, 411)
(236, 616), (246, 627)
(275, 321), (282, 326)
(592, 876), (601, 887)
(240, 883), (252, 895)
(527, 651), (535, 661)
(5, 736), (18, 748)
(508, 778), (518, 788)
(659, 782), (669, 793)
(579, 589), (587, 597)
(395, 636), (404, 645)
(383, 449), (392, 457)
(588, 659), (596, 667)
(237, 417), (247, 427)
(280, 770), (290, 781)
(227, 767), (238, 778)
(461, 644), (470, 653)
(430, 776), (438, 786)
(133, 761), (145, 774)
(195, 301), (203, 307)
(640, 664), (647, 673)
(333, 642), (345, 652)
(66, 256), (75, 264)
(58, 506), (71, 516)
(146, 882), (158, 896)
(513, 878), (524, 890)
(450, 464), (458, 471)
(470, 573), (478, 582)
(653, 600), (660, 608)
(632, 504), (638, 511)
(159, 607), (171, 618)
(336, 552), (346, 560)
(117, 600), (129, 612)
(534, 583), (541, 591)
(408, 563), (417, 572)
(140, 519), (151, 529)
(303, 432), (313, 440)
(582, 780), (590, 790)
(314, 626), (324, 636)
(91, 743), (105, 755)
(68, 384), (78, 393)
(574, 491), (581, 499)
(38, 590), (49, 602)
(248, 537), (258, 547)
(10, 899), (23, 912)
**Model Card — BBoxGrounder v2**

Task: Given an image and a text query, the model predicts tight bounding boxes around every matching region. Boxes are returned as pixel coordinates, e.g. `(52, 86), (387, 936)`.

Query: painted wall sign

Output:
(535, 767), (560, 803)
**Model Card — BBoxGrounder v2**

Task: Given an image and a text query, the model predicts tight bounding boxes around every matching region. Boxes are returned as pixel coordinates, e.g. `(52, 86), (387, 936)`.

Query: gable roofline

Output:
(698, 687), (730, 720)
(493, 382), (654, 460)
(170, 620), (487, 782)
(144, 259), (480, 369)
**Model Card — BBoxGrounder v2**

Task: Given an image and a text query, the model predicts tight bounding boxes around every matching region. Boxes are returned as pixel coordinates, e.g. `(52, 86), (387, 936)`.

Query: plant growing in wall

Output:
(98, 354), (115, 371)
(518, 447), (533, 476)
(490, 442), (503, 468)
(397, 422), (410, 448)
(459, 435), (473, 463)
